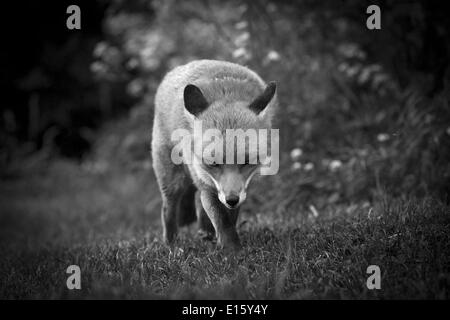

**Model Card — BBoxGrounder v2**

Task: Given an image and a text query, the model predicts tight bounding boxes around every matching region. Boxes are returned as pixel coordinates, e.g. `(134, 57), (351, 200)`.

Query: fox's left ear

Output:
(184, 84), (209, 117)
(249, 82), (277, 115)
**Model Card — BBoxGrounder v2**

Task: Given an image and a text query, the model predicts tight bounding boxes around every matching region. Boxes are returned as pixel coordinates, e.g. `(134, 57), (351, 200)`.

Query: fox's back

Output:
(153, 60), (268, 142)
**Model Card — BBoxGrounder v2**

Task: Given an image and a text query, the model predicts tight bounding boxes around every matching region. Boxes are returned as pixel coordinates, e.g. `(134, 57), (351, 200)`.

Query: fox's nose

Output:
(225, 195), (240, 208)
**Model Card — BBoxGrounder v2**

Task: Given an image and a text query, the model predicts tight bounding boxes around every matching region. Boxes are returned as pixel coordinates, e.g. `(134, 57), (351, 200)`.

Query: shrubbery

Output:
(89, 0), (449, 205)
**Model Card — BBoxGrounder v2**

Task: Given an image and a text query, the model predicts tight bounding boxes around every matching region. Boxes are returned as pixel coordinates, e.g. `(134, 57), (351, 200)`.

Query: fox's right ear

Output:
(184, 84), (209, 117)
(249, 82), (277, 115)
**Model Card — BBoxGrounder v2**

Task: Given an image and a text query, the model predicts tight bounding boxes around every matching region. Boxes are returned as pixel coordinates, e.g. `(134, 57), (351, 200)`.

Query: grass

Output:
(1, 159), (449, 299)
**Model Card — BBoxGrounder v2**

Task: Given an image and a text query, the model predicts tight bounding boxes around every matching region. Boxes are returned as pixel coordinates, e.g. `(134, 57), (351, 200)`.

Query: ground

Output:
(1, 156), (449, 299)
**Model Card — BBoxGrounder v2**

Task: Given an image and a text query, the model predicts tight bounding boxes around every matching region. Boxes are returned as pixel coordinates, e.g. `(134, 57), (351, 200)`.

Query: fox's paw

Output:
(218, 239), (242, 253)
(163, 230), (178, 246)
(197, 229), (215, 242)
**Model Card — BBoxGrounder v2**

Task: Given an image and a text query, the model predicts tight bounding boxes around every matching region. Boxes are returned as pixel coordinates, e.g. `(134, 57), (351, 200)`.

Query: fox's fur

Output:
(151, 60), (277, 250)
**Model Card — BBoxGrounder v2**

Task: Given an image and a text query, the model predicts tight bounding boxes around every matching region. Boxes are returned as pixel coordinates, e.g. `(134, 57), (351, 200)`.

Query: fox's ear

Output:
(184, 84), (209, 116)
(249, 82), (276, 115)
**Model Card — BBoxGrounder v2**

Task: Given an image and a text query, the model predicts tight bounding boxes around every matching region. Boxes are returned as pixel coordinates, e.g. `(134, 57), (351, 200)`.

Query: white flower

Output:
(329, 160), (343, 172)
(235, 21), (248, 30)
(234, 32), (250, 47)
(292, 162), (301, 170)
(377, 133), (389, 142)
(338, 62), (348, 73)
(309, 205), (319, 218)
(304, 162), (314, 171)
(127, 79), (143, 97)
(290, 148), (303, 160)
(266, 50), (280, 62)
(232, 47), (251, 60)
(93, 41), (107, 57)
(126, 58), (139, 70)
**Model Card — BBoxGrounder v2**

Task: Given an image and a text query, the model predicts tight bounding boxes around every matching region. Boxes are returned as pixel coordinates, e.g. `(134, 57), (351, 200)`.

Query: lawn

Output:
(1, 157), (449, 299)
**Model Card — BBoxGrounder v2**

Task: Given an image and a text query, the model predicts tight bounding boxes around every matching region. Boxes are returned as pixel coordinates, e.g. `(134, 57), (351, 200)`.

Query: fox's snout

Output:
(214, 167), (247, 209)
(218, 191), (242, 209)
(225, 194), (240, 207)
(218, 190), (244, 209)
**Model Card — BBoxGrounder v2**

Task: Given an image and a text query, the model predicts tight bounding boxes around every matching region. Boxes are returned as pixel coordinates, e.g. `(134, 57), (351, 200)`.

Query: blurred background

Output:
(0, 0), (450, 299)
(1, 0), (449, 199)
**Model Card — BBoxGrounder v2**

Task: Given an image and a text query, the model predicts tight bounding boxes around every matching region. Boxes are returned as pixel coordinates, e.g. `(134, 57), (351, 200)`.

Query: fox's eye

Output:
(205, 161), (220, 168)
(239, 162), (257, 170)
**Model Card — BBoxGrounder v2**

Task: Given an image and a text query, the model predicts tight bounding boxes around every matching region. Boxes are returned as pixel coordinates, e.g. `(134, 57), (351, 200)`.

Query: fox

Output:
(151, 59), (278, 250)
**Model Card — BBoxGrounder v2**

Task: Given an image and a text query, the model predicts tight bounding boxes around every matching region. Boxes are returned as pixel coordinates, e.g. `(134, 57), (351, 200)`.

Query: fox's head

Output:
(183, 81), (277, 209)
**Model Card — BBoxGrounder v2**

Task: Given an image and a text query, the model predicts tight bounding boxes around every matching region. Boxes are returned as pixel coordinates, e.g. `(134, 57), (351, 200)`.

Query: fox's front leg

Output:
(200, 190), (241, 251)
(153, 149), (184, 244)
(161, 194), (179, 244)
